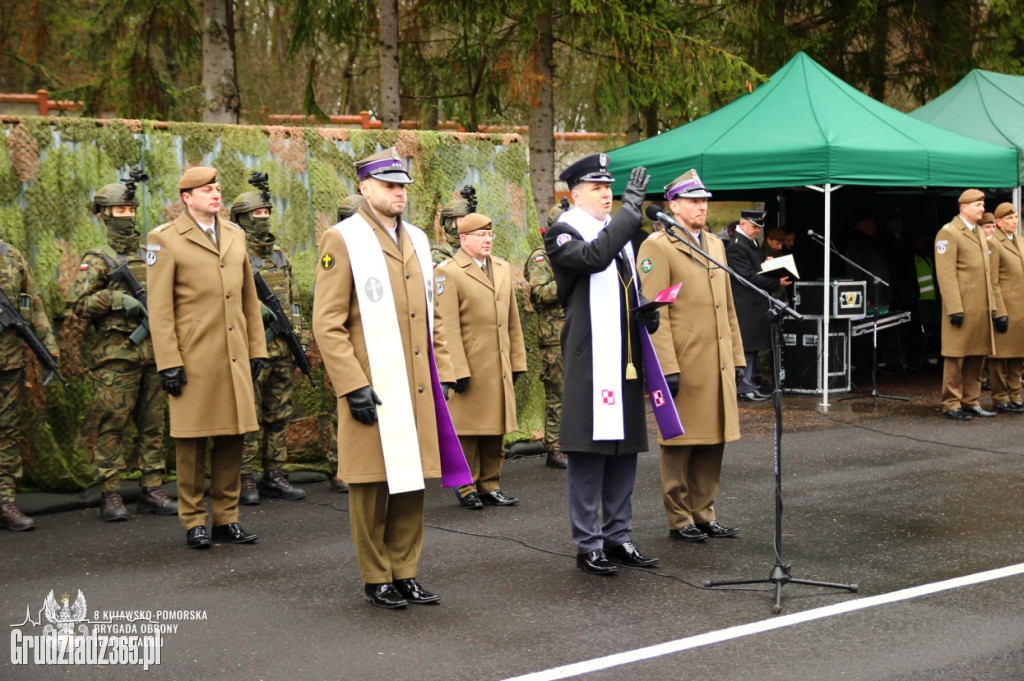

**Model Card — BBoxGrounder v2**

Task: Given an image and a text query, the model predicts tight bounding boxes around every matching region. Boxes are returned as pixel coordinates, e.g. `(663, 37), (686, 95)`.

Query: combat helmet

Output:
(230, 171), (273, 223)
(441, 185), (477, 242)
(92, 167), (148, 214)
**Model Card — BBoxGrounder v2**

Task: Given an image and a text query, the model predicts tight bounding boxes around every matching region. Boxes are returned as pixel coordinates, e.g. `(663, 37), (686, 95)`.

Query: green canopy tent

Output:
(910, 68), (1024, 207)
(606, 51), (1018, 410)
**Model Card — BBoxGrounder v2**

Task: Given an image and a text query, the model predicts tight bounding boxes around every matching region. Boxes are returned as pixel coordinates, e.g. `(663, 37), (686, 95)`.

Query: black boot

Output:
(100, 491), (129, 522)
(258, 470), (306, 500)
(239, 473), (260, 506)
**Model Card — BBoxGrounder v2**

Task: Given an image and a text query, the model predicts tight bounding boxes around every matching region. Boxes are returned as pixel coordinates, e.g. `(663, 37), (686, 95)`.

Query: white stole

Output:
(558, 207), (636, 440)
(334, 214), (435, 494)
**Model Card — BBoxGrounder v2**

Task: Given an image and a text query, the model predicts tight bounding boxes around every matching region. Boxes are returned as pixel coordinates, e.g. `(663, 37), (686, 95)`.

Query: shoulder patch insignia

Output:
(556, 233), (572, 247)
(936, 239), (948, 255)
(146, 251), (157, 266)
(436, 282), (444, 295)
(321, 253), (335, 270)
(640, 258), (653, 273)
(533, 255), (545, 263)
(80, 263), (89, 271)
(146, 244), (161, 252)
(435, 275), (446, 282)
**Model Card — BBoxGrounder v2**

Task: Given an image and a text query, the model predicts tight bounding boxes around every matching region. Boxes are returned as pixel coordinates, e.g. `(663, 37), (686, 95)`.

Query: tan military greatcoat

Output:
(146, 211), (267, 437)
(637, 230), (744, 446)
(935, 216), (1001, 357)
(990, 229), (1024, 358)
(312, 213), (455, 484)
(434, 249), (527, 435)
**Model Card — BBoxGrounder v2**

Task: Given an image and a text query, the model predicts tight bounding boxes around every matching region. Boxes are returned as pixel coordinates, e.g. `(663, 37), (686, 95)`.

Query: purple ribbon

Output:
(357, 158), (404, 180)
(640, 328), (684, 439)
(428, 342), (472, 487)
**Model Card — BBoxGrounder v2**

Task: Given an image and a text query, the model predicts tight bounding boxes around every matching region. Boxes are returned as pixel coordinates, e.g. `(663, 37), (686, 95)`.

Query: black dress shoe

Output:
(738, 391), (770, 402)
(211, 523), (258, 544)
(393, 578), (440, 604)
(455, 490), (484, 510)
(668, 524), (708, 542)
(480, 489), (520, 506)
(605, 541), (659, 568)
(994, 402), (1024, 414)
(943, 408), (972, 421)
(695, 520), (740, 538)
(364, 583), (408, 609)
(575, 549), (618, 575)
(186, 526), (211, 550)
(965, 405), (996, 418)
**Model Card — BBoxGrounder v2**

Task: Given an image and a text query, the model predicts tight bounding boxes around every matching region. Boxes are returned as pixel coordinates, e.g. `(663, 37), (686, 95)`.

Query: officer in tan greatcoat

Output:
(934, 189), (1004, 420)
(637, 170), (744, 544)
(435, 213), (527, 510)
(146, 167), (268, 549)
(988, 203), (1024, 413)
(313, 148), (457, 609)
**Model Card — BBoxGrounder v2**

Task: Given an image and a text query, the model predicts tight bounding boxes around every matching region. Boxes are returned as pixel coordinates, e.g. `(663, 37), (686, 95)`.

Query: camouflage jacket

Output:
(69, 244), (154, 364)
(248, 237), (301, 361)
(431, 242), (457, 267)
(524, 246), (564, 347)
(0, 241), (59, 370)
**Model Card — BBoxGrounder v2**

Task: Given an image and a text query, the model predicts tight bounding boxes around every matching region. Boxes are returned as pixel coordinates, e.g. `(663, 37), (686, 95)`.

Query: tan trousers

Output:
(660, 443), (725, 529)
(941, 355), (984, 412)
(457, 434), (505, 498)
(175, 435), (243, 530)
(348, 482), (424, 584)
(989, 357), (1024, 404)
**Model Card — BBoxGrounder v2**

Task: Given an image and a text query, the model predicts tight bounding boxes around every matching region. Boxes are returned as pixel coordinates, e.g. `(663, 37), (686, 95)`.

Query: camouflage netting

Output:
(0, 117), (544, 493)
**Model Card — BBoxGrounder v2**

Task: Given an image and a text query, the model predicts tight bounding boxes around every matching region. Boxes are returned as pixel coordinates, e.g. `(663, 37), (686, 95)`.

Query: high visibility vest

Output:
(915, 254), (936, 300)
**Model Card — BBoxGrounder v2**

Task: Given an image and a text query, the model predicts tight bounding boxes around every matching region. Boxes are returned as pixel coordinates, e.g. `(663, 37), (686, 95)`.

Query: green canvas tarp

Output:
(910, 69), (1024, 186)
(607, 52), (1018, 193)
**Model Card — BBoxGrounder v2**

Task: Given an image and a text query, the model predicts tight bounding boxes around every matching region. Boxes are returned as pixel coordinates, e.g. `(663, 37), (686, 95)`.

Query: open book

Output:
(632, 281), (682, 313)
(758, 254), (800, 279)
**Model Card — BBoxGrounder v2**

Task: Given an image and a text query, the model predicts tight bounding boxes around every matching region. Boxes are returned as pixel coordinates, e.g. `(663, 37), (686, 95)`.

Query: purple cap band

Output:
(666, 178), (704, 201)
(358, 158), (405, 181)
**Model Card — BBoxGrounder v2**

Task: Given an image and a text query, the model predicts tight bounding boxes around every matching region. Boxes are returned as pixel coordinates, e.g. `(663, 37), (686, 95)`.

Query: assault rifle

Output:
(253, 272), (314, 386)
(0, 288), (66, 386)
(106, 263), (150, 345)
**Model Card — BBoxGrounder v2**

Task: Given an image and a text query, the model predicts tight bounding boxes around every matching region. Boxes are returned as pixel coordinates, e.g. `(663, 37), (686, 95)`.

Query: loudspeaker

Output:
(780, 317), (850, 393)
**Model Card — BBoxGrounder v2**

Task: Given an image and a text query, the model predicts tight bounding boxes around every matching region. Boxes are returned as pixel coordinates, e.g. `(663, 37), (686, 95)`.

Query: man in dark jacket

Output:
(544, 154), (659, 576)
(728, 210), (791, 400)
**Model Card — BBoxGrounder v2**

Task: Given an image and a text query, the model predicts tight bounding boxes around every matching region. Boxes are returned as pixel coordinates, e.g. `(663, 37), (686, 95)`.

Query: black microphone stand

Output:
(658, 225), (857, 613)
(806, 232), (908, 405)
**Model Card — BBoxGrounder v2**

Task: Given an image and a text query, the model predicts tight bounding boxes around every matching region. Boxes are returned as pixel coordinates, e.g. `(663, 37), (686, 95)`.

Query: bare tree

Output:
(202, 0), (239, 123)
(378, 0), (401, 128)
(528, 7), (556, 223)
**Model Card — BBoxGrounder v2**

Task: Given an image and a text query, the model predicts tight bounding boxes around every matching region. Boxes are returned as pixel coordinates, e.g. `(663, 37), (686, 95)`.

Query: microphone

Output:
(807, 229), (825, 239)
(645, 205), (685, 232)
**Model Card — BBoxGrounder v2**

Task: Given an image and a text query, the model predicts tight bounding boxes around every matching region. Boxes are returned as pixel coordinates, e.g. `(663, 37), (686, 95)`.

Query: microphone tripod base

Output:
(705, 563), (858, 614)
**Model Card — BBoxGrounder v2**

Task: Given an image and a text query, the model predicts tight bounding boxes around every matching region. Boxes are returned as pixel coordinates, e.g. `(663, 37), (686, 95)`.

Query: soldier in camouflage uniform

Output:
(321, 195), (367, 494)
(0, 242), (60, 531)
(523, 200), (571, 469)
(431, 186), (477, 267)
(231, 181), (306, 505)
(69, 180), (178, 522)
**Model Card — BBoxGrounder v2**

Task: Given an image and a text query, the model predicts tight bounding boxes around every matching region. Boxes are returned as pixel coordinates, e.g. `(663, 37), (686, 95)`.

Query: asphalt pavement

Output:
(3, 369), (1023, 681)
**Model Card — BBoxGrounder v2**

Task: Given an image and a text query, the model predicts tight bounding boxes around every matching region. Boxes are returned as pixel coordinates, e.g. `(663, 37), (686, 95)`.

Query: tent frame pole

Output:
(806, 183), (842, 412)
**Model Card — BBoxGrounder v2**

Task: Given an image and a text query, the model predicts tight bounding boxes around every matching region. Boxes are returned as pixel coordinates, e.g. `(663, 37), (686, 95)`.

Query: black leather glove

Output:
(620, 166), (650, 215)
(950, 312), (964, 327)
(347, 386), (382, 425)
(735, 367), (745, 383)
(250, 358), (265, 381)
(160, 367), (187, 396)
(994, 316), (1009, 333)
(666, 373), (680, 398)
(513, 371), (525, 384)
(453, 377), (470, 393)
(441, 382), (454, 401)
(636, 306), (660, 333)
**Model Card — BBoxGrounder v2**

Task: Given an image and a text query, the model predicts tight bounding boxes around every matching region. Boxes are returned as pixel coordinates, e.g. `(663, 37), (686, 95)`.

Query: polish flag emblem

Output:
(651, 390), (665, 407)
(601, 390), (616, 405)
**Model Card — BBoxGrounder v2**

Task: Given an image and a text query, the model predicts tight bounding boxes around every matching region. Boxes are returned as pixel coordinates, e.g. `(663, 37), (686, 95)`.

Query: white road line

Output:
(501, 563), (1024, 681)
